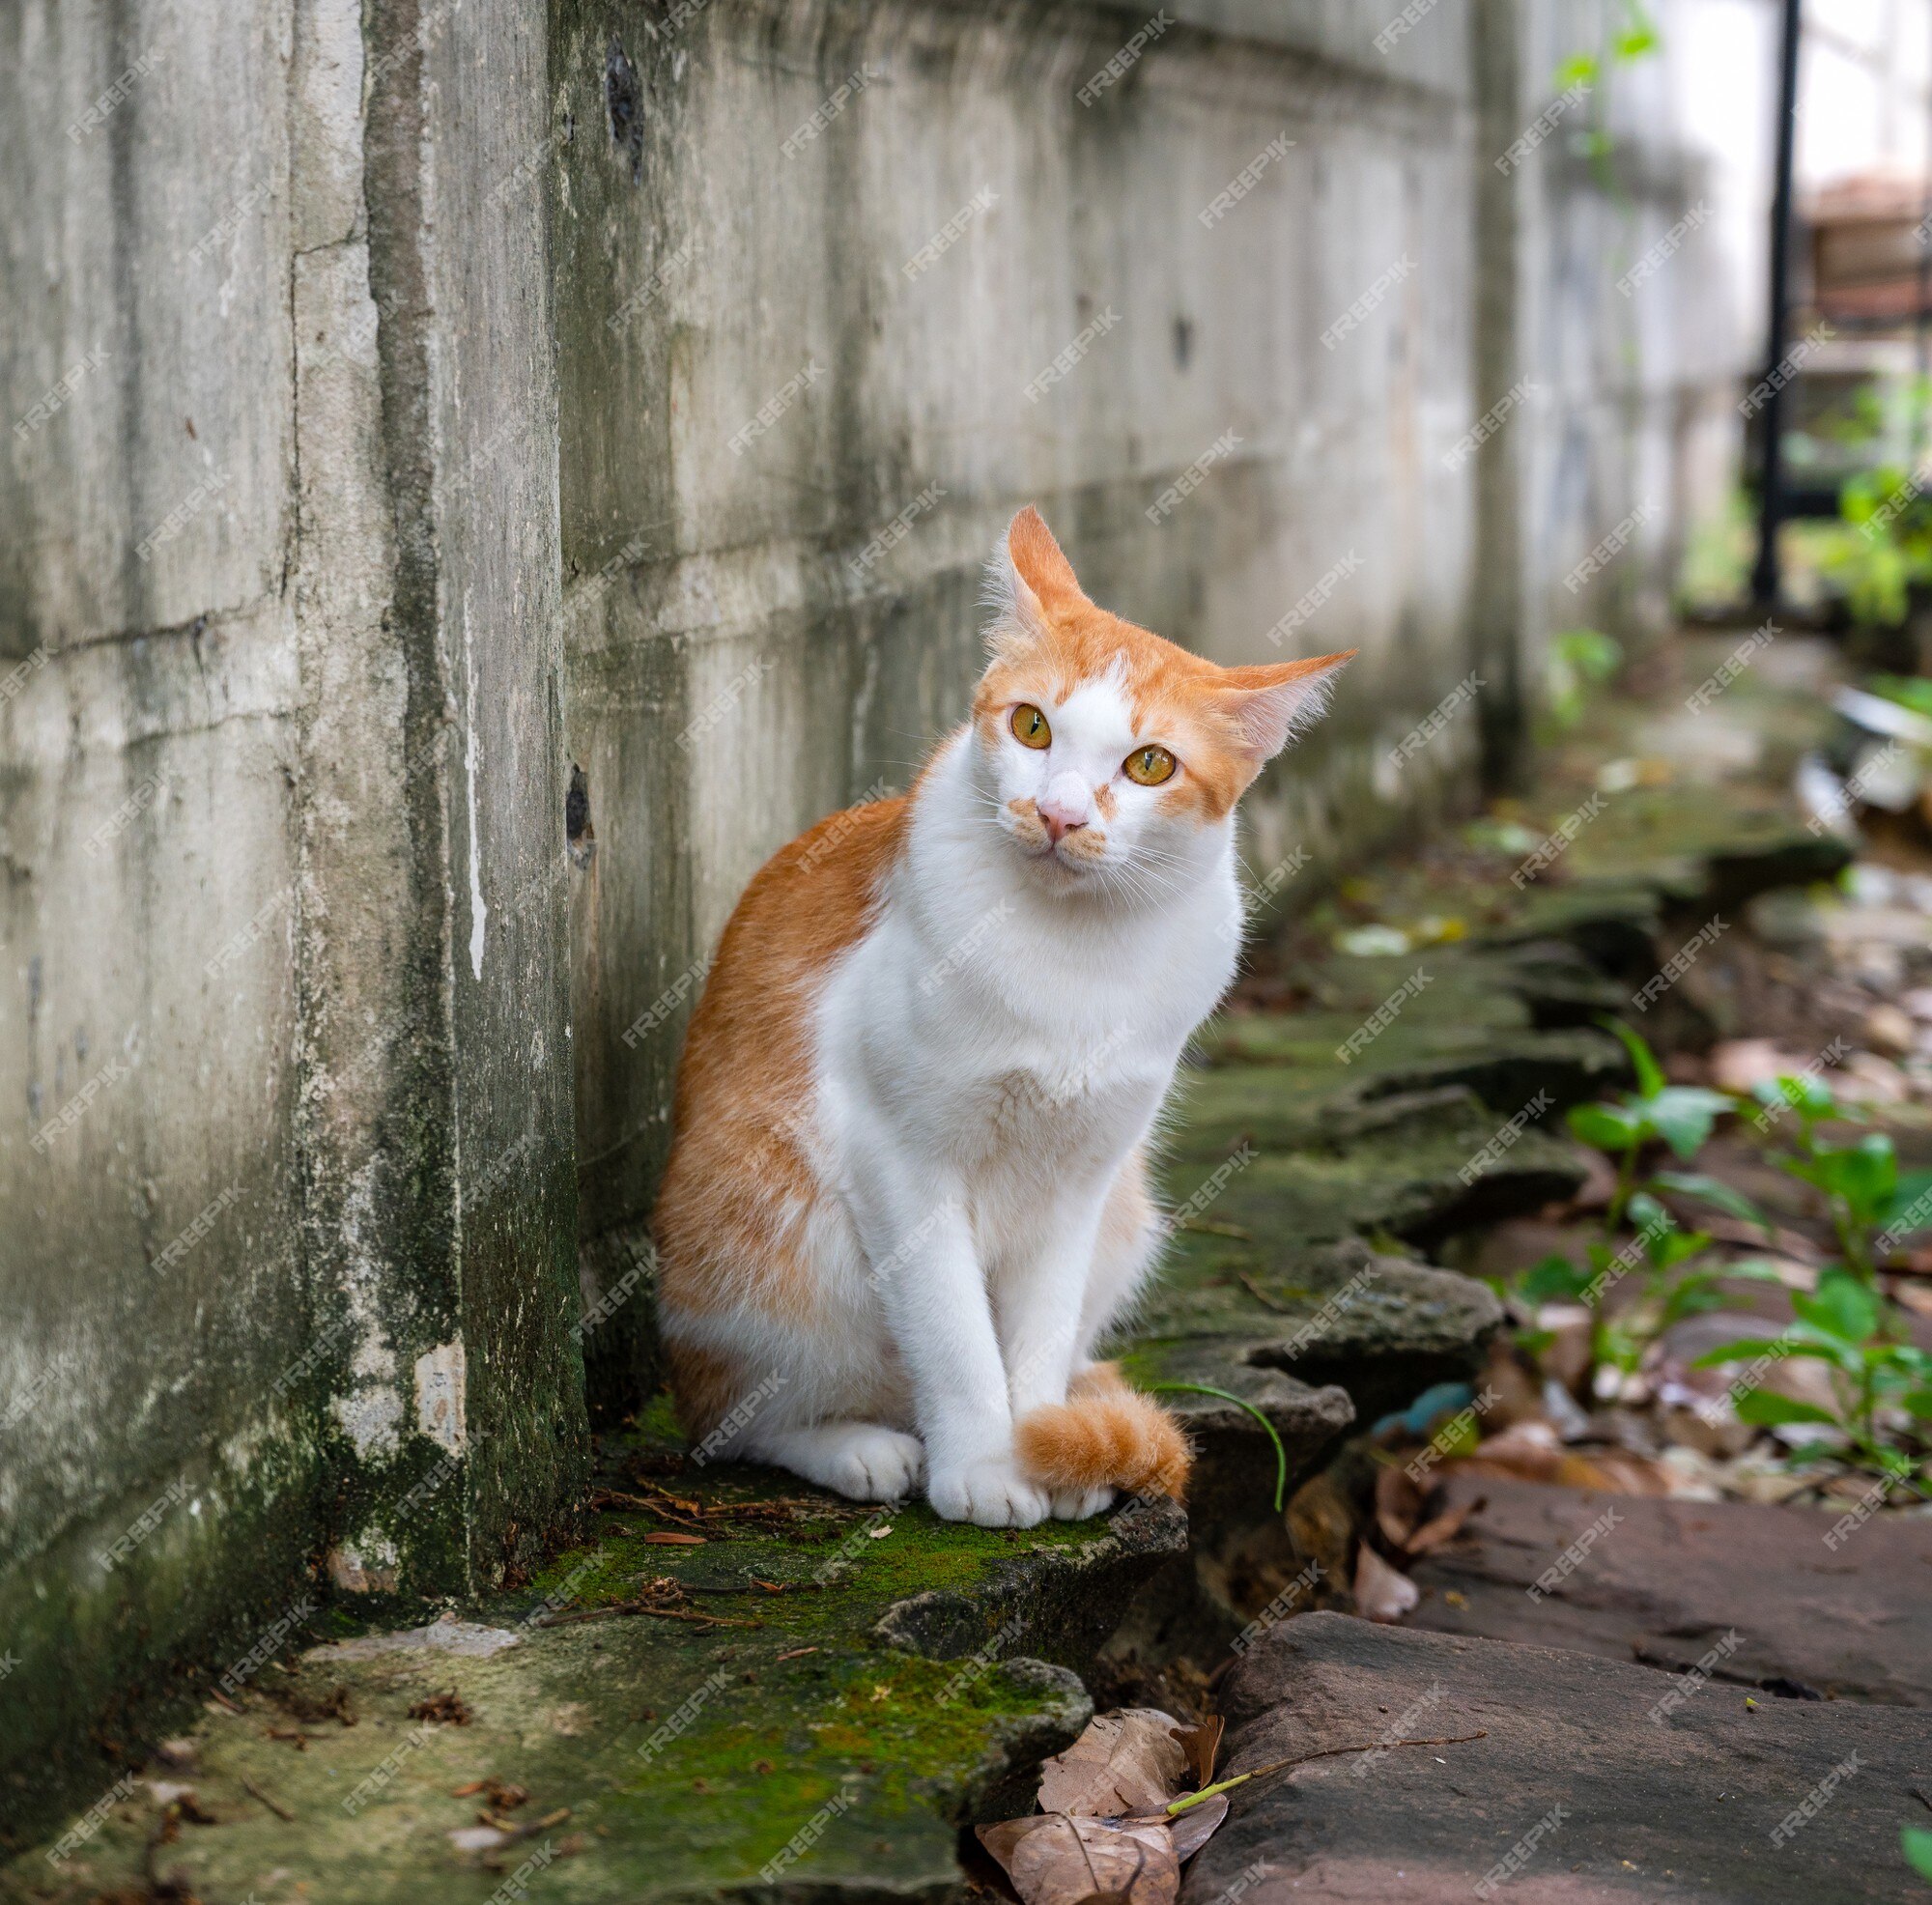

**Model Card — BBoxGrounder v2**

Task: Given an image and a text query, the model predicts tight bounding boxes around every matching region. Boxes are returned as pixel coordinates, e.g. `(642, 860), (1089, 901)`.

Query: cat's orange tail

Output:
(1014, 1363), (1192, 1501)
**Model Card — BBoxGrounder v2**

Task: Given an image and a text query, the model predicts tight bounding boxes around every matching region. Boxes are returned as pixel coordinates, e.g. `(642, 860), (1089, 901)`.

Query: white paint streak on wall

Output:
(413, 1339), (468, 1453)
(465, 600), (488, 981)
(329, 1168), (403, 1458)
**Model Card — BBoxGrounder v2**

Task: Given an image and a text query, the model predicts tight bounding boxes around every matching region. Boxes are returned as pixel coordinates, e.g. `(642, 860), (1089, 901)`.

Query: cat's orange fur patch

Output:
(655, 792), (912, 1339)
(666, 1340), (745, 1442)
(1014, 1362), (1193, 1501)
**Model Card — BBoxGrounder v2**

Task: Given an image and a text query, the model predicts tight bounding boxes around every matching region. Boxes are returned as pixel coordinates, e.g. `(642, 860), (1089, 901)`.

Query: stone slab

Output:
(1187, 1611), (1932, 1904)
(1132, 1227), (1505, 1405)
(1405, 1475), (1932, 1707)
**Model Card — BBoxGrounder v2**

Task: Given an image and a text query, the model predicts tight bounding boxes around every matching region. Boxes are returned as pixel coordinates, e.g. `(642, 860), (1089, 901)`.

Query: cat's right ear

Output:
(982, 506), (1083, 657)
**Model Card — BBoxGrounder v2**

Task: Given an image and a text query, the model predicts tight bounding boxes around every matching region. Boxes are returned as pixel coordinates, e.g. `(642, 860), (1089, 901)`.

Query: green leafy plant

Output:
(1509, 1033), (1932, 1488)
(1677, 483), (1755, 613)
(1783, 1133), (1900, 1286)
(1574, 1021), (1735, 1221)
(1691, 1267), (1932, 1477)
(1545, 628), (1623, 730)
(1824, 464), (1932, 629)
(1691, 1070), (1932, 1484)
(1515, 1021), (1735, 1394)
(1904, 1825), (1932, 1884)
(1748, 1071), (1931, 1291)
(1551, 5), (1660, 179)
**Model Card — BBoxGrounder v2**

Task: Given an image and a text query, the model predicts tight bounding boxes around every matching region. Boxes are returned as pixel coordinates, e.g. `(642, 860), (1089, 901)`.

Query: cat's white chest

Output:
(970, 1035), (1169, 1156)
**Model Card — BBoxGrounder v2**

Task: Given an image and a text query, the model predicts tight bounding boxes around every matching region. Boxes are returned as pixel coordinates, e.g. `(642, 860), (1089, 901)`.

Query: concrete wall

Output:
(1510, 0), (1776, 668)
(0, 0), (584, 1832)
(0, 0), (1759, 1834)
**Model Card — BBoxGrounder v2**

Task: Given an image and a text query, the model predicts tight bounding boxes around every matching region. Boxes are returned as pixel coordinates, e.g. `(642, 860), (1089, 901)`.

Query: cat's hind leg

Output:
(1075, 1145), (1164, 1361)
(747, 1421), (925, 1503)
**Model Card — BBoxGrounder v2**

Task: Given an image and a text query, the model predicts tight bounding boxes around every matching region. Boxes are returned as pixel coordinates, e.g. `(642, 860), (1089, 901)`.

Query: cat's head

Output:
(969, 506), (1353, 895)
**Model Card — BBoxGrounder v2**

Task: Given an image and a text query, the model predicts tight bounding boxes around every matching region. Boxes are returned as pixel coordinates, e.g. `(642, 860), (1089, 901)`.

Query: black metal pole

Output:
(1751, 0), (1804, 608)
(1916, 82), (1932, 464)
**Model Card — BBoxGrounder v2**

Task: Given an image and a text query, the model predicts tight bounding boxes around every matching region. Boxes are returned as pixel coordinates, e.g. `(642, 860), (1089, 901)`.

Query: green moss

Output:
(6, 1431), (1119, 1904)
(605, 1651), (1068, 1877)
(630, 1387), (684, 1446)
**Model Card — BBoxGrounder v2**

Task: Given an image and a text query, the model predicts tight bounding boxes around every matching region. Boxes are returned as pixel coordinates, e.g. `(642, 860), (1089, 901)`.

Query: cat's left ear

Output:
(1214, 650), (1356, 763)
(984, 506), (1087, 655)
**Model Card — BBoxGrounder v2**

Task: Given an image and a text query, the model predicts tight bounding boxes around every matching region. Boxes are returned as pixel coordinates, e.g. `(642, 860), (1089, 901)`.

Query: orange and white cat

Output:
(654, 507), (1352, 1526)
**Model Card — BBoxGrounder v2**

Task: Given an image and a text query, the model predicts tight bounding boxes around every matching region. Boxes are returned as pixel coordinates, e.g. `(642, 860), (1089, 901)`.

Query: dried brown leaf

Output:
(1036, 1709), (1187, 1818)
(278, 1683), (355, 1726)
(1374, 1464), (1425, 1550)
(1171, 1715), (1222, 1790)
(978, 1812), (1179, 1905)
(1707, 1038), (1802, 1095)
(1143, 1792), (1229, 1861)
(1283, 1470), (1358, 1591)
(1561, 1450), (1673, 1494)
(407, 1690), (472, 1725)
(978, 1814), (1044, 1871)
(1449, 1417), (1671, 1494)
(1404, 1496), (1482, 1557)
(1440, 1419), (1563, 1482)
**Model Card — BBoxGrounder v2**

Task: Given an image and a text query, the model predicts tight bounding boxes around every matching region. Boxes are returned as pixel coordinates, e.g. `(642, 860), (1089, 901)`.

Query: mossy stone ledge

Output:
(0, 1434), (1182, 1905)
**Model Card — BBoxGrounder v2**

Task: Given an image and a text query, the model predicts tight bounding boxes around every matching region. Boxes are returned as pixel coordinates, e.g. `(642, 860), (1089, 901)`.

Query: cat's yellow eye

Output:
(1124, 744), (1177, 786)
(1010, 703), (1052, 750)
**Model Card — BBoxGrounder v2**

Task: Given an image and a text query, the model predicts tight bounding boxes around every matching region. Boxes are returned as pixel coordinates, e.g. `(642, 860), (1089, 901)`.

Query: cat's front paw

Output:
(819, 1426), (925, 1503)
(927, 1457), (1051, 1528)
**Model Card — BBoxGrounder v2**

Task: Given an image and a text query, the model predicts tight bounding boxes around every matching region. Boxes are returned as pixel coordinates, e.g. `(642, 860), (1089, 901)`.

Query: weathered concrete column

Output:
(0, 0), (582, 1834)
(333, 0), (586, 1601)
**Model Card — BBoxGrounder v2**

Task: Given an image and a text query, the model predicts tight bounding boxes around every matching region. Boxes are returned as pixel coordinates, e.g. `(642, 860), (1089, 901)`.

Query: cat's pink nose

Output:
(1038, 787), (1089, 842)
(1043, 769), (1090, 835)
